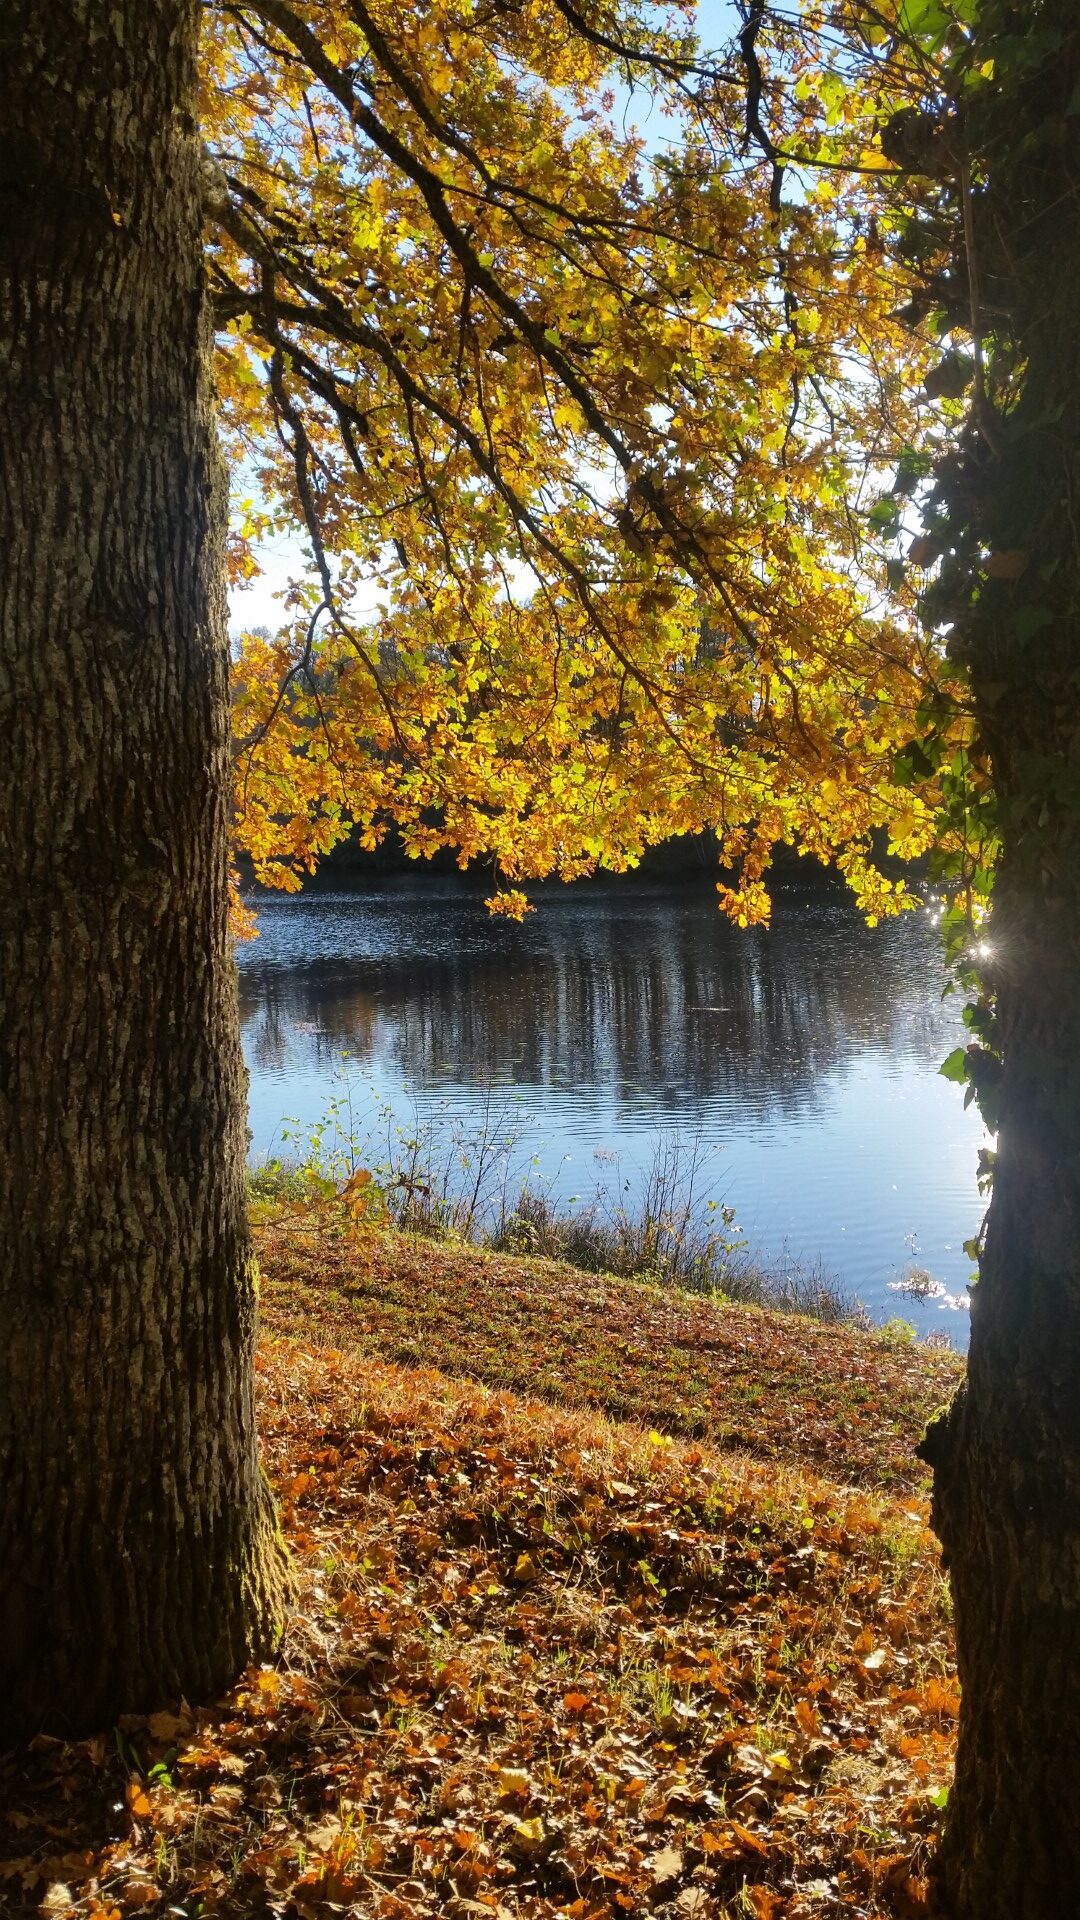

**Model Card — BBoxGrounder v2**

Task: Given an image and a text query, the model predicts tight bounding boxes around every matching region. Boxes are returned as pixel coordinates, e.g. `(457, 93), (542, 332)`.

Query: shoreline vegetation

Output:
(250, 1074), (966, 1345)
(248, 1151), (869, 1333)
(0, 1205), (961, 1916)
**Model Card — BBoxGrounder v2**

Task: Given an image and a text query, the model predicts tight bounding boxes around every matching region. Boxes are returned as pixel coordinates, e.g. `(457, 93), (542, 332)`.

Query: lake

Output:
(238, 875), (985, 1343)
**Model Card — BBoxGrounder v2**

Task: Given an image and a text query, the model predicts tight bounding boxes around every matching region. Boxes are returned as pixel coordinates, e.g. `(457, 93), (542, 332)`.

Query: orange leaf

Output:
(126, 1780), (152, 1819)
(922, 1676), (960, 1718)
(729, 1823), (769, 1858)
(794, 1698), (821, 1736)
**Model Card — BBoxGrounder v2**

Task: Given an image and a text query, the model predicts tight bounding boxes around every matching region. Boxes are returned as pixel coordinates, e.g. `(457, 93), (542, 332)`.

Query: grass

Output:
(254, 1203), (962, 1495)
(0, 1205), (961, 1919)
(487, 1186), (861, 1325)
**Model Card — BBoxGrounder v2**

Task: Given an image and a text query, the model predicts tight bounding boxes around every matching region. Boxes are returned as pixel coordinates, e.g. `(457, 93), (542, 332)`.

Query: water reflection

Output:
(238, 876), (985, 1341)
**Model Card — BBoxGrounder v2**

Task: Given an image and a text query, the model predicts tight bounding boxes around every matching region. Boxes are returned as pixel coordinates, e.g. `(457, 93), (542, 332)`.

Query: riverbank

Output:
(256, 1207), (962, 1496)
(0, 1213), (959, 1918)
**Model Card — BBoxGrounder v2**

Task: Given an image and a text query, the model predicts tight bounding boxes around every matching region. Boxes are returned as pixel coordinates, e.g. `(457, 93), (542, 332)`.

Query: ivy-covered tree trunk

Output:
(916, 8), (1080, 1909)
(0, 0), (286, 1737)
(925, 819), (1080, 1914)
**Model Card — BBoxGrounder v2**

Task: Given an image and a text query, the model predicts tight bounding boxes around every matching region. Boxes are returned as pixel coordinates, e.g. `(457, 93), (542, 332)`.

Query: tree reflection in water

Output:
(237, 876), (985, 1337)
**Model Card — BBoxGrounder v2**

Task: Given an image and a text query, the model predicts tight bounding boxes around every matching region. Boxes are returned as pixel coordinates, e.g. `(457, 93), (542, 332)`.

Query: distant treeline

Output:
(237, 826), (906, 895)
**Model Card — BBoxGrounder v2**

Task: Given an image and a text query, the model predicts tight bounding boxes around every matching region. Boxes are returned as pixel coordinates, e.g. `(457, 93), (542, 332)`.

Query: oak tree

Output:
(1, 0), (936, 1736)
(1, 0), (287, 1739)
(6, 3), (1073, 1908)
(846, 2), (1080, 1912)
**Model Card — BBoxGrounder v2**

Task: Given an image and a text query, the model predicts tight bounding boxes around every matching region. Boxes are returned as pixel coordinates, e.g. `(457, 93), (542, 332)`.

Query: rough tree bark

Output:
(916, 7), (1080, 1909)
(0, 1), (287, 1737)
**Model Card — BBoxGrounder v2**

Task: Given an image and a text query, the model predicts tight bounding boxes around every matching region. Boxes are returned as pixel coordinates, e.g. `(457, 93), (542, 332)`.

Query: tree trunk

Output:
(917, 18), (1080, 1904)
(0, 1), (286, 1738)
(924, 845), (1080, 1914)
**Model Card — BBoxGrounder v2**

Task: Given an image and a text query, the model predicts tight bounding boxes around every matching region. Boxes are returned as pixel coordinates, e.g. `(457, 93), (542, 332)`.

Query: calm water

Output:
(238, 876), (985, 1342)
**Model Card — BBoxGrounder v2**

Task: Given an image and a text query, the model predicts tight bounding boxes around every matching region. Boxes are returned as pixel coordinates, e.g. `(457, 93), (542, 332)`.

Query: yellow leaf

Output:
(513, 1816), (546, 1850)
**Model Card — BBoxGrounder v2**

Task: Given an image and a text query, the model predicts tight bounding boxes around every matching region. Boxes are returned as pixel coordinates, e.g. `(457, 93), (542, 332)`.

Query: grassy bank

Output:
(256, 1206), (962, 1496)
(0, 1210), (961, 1919)
(247, 1119), (867, 1326)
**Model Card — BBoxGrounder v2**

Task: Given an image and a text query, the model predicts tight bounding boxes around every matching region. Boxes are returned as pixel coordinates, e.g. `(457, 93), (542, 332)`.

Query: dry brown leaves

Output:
(0, 1329), (956, 1920)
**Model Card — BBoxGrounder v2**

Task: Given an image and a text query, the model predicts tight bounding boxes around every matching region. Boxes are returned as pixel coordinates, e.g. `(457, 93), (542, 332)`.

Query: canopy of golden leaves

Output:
(203, 0), (970, 924)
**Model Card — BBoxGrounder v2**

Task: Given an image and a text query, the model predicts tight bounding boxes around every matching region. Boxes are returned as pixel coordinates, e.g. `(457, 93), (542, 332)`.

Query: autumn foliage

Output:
(213, 0), (968, 924)
(0, 1221), (958, 1918)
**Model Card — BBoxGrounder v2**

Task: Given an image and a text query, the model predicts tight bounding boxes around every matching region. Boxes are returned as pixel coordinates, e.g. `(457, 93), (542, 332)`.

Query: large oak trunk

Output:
(0, 1), (286, 1736)
(917, 20), (1080, 1903)
(924, 849), (1080, 1914)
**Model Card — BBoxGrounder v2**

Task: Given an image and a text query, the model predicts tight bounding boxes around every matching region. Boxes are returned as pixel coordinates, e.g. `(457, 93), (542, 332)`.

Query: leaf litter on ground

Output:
(0, 1211), (961, 1919)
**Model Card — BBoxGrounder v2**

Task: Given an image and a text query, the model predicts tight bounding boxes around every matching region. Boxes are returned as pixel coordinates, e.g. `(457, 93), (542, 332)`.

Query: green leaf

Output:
(894, 739), (936, 786)
(898, 0), (963, 54)
(924, 352), (974, 401)
(819, 70), (847, 126)
(938, 1047), (969, 1084)
(894, 447), (933, 495)
(868, 494), (900, 531)
(1013, 607), (1054, 643)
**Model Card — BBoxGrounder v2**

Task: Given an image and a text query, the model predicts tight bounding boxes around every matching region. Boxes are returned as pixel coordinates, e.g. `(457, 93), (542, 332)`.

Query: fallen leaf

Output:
(511, 1816), (547, 1853)
(676, 1890), (711, 1917)
(126, 1781), (152, 1819)
(496, 1768), (530, 1800)
(648, 1845), (684, 1888)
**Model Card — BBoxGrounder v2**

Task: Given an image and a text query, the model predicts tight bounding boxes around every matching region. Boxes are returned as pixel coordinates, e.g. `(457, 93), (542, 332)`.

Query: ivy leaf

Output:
(868, 494), (901, 532)
(1013, 607), (1054, 642)
(938, 1047), (969, 1084)
(924, 352), (974, 401)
